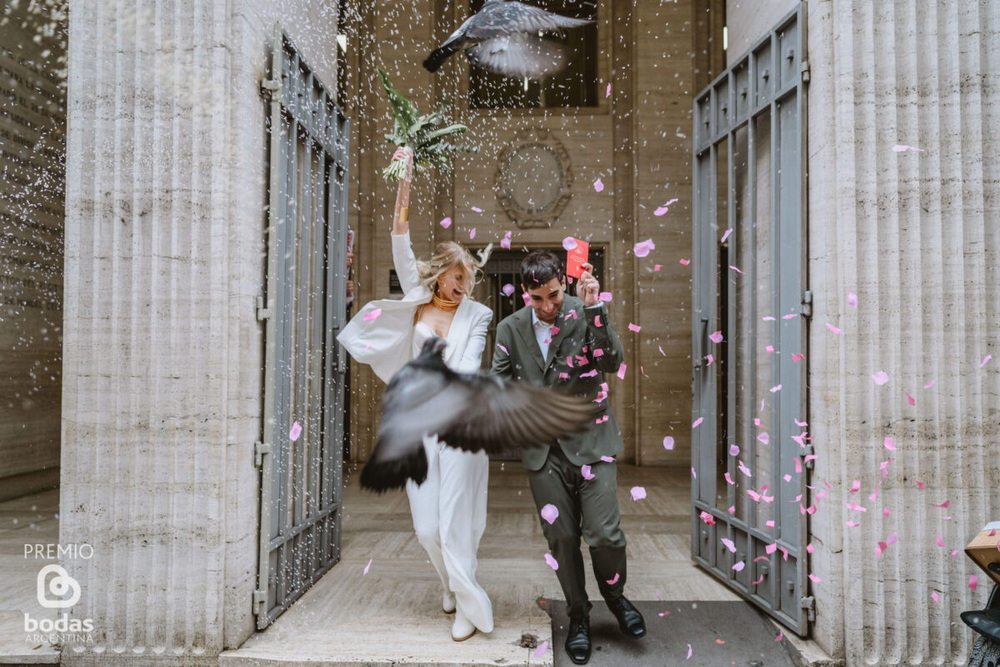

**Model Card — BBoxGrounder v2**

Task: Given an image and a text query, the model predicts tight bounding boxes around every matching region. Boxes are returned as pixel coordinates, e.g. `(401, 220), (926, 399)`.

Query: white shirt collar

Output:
(530, 308), (553, 329)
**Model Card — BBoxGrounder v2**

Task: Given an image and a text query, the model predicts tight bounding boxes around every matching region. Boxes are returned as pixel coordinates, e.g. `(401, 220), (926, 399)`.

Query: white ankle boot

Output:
(451, 609), (476, 642)
(442, 591), (456, 614)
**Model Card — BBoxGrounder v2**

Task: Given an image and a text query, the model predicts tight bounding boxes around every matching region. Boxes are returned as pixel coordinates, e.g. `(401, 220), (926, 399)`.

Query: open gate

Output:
(255, 27), (351, 629)
(691, 5), (811, 635)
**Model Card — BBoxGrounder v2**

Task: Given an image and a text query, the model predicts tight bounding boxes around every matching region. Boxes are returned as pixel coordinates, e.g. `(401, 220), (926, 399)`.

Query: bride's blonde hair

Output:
(417, 242), (492, 295)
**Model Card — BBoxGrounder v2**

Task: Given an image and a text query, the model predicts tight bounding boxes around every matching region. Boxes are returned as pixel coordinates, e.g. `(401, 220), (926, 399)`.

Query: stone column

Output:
(61, 1), (264, 663)
(807, 0), (1000, 663)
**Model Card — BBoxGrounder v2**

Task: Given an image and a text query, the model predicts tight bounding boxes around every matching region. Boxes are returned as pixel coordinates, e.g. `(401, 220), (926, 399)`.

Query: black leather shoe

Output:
(565, 616), (592, 665)
(607, 596), (646, 638)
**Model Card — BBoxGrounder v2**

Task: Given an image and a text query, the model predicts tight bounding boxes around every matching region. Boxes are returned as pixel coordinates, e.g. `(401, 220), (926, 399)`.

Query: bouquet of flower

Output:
(378, 67), (477, 182)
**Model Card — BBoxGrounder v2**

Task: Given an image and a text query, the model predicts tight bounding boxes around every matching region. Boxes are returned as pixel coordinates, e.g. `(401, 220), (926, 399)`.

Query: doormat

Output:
(539, 598), (796, 666)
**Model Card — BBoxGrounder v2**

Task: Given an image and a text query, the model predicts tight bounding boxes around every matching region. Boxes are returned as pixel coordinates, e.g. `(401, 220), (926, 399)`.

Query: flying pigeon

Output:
(360, 336), (598, 491)
(423, 0), (592, 79)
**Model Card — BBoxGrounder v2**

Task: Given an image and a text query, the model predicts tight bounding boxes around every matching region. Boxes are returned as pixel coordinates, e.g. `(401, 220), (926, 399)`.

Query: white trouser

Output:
(406, 435), (493, 633)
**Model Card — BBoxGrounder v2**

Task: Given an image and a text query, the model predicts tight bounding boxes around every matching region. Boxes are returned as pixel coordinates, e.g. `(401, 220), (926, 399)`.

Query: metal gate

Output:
(255, 27), (351, 629)
(690, 5), (811, 635)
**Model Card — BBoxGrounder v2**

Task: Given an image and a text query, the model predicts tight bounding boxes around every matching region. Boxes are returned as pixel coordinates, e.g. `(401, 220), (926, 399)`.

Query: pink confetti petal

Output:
(471, 206), (483, 212)
(617, 363), (627, 380)
(692, 417), (703, 428)
(770, 384), (782, 393)
(501, 283), (515, 297)
(363, 308), (382, 322)
(791, 353), (805, 362)
(540, 504), (559, 525)
(981, 354), (993, 368)
(581, 465), (595, 480)
(970, 574), (979, 590)
(500, 230), (512, 249)
(906, 393), (916, 406)
(783, 313), (799, 320)
(598, 291), (613, 302)
(363, 558), (372, 575)
(699, 511), (716, 525)
(849, 480), (861, 494)
(847, 291), (858, 307)
(663, 436), (675, 450)
(732, 561), (745, 572)
(606, 573), (620, 585)
(924, 379), (937, 389)
(534, 640), (549, 658)
(757, 432), (770, 445)
(825, 322), (843, 334)
(709, 330), (724, 343)
(932, 500), (950, 508)
(469, 227), (476, 239)
(562, 237), (578, 251)
(439, 216), (452, 228)
(679, 258), (690, 265)
(720, 228), (733, 243)
(289, 421), (303, 441)
(776, 629), (784, 642)
(522, 292), (532, 307)
(729, 265), (745, 274)
(706, 354), (714, 365)
(808, 573), (822, 583)
(601, 456), (615, 463)
(872, 370), (890, 385)
(628, 323), (641, 332)
(593, 177), (604, 192)
(931, 591), (940, 603)
(729, 444), (740, 456)
(936, 533), (945, 547)
(892, 144), (925, 152)
(630, 486), (647, 501)
(686, 644), (693, 659)
(884, 436), (897, 451)
(633, 239), (656, 257)
(545, 554), (559, 570)
(605, 83), (611, 98)
(721, 537), (736, 552)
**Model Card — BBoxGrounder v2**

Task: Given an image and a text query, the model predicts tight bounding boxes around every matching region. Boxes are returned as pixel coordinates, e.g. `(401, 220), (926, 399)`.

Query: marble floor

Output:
(219, 462), (744, 667)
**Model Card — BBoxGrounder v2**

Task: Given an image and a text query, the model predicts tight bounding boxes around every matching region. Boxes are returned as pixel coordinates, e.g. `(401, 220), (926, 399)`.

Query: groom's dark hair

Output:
(520, 250), (565, 289)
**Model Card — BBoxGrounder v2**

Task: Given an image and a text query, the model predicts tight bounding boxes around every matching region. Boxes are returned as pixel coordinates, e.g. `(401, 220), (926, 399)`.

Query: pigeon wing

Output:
(468, 1), (592, 40)
(466, 33), (568, 78)
(360, 365), (456, 492)
(434, 373), (599, 456)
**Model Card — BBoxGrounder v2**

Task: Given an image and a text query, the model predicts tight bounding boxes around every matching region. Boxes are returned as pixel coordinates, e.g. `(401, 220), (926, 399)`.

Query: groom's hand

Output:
(577, 263), (600, 307)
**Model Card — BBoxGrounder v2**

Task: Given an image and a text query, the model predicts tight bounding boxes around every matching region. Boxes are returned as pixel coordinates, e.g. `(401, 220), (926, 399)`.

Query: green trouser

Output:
(527, 446), (628, 619)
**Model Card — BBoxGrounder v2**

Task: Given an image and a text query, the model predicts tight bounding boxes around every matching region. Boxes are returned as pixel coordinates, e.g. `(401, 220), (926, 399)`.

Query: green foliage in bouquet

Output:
(378, 67), (477, 182)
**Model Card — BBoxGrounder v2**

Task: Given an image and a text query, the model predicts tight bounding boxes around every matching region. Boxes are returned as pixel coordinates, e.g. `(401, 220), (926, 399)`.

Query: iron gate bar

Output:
(690, 4), (808, 636)
(257, 26), (349, 629)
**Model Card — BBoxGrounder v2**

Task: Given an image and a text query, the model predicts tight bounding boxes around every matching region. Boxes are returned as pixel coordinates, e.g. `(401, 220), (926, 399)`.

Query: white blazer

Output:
(337, 232), (493, 383)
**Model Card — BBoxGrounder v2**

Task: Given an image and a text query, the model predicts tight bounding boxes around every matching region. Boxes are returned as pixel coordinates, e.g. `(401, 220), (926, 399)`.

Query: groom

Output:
(491, 250), (645, 665)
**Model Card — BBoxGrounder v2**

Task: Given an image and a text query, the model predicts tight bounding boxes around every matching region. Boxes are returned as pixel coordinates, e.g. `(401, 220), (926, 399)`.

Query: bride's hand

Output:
(392, 146), (414, 182)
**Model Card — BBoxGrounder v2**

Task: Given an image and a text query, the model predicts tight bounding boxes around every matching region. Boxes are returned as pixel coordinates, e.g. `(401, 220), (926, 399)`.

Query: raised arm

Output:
(388, 147), (422, 293)
(391, 147), (414, 236)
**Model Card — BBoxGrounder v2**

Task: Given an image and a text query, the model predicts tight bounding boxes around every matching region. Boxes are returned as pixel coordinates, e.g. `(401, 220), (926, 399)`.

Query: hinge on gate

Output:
(253, 589), (266, 614)
(801, 290), (813, 318)
(261, 78), (281, 96)
(255, 441), (272, 467)
(256, 296), (272, 321)
(801, 444), (815, 469)
(800, 60), (811, 83)
(800, 595), (816, 621)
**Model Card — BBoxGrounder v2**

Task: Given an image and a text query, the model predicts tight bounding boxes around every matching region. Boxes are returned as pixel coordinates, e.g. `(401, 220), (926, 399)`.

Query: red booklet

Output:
(566, 239), (590, 279)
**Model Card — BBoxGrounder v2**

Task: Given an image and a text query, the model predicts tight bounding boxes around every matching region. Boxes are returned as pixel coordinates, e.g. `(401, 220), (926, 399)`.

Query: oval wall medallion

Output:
(495, 128), (573, 228)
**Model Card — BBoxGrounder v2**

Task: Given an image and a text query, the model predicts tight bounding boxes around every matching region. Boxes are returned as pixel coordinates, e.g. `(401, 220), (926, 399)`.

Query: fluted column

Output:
(808, 0), (1000, 664)
(62, 1), (262, 663)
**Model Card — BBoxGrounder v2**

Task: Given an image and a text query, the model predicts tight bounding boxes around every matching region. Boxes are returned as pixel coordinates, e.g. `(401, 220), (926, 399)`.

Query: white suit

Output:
(337, 232), (494, 633)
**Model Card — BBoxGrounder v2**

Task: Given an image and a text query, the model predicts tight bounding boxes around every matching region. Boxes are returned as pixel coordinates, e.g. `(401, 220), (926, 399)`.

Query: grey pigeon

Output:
(360, 336), (597, 492)
(423, 0), (592, 79)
